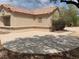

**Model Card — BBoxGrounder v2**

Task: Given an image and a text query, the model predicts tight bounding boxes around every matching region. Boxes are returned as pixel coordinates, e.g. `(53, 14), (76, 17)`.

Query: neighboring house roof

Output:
(0, 4), (59, 15)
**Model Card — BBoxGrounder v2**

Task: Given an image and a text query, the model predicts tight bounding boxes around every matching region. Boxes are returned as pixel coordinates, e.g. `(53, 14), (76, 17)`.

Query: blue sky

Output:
(0, 0), (76, 9)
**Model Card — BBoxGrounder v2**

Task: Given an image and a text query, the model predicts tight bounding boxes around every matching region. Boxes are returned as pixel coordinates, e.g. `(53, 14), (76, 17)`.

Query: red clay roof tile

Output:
(0, 4), (58, 15)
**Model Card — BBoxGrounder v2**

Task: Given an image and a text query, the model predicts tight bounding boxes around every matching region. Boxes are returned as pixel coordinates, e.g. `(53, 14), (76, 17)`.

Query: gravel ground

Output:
(3, 35), (79, 54)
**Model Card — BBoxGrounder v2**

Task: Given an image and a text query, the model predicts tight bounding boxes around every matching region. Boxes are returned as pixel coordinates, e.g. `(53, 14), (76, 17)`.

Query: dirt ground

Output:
(0, 27), (78, 59)
(0, 27), (79, 44)
(65, 27), (79, 37)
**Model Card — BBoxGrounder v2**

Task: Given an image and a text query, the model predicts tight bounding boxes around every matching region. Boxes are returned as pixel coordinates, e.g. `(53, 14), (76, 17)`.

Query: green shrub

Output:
(52, 20), (66, 31)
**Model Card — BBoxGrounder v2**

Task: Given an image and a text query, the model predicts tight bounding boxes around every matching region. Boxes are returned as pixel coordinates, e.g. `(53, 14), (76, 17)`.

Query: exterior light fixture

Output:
(61, 0), (79, 8)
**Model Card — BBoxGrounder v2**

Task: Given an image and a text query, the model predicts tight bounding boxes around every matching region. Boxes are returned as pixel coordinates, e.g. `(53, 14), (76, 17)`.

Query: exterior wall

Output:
(10, 13), (54, 32)
(0, 9), (59, 33)
(0, 17), (4, 26)
(11, 13), (52, 27)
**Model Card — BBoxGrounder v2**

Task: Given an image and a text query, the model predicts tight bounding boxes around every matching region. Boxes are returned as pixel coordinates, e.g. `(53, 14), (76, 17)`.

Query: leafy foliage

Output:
(60, 5), (78, 26)
(52, 19), (65, 31)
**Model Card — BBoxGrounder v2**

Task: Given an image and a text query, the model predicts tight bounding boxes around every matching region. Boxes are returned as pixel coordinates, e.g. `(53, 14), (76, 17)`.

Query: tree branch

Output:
(61, 1), (79, 8)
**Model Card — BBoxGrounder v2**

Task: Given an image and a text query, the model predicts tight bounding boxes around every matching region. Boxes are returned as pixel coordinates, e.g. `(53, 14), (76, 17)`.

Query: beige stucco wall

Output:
(11, 13), (52, 27)
(10, 13), (54, 32)
(0, 9), (59, 32)
(10, 10), (59, 32)
(0, 17), (4, 26)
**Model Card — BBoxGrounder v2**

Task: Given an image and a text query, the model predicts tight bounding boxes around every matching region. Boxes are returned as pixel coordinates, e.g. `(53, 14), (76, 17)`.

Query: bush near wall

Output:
(65, 16), (79, 27)
(77, 16), (79, 26)
(52, 19), (66, 31)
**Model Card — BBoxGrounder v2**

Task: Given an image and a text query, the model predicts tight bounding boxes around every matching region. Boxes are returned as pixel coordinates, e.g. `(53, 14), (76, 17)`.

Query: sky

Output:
(0, 0), (77, 9)
(73, 0), (78, 3)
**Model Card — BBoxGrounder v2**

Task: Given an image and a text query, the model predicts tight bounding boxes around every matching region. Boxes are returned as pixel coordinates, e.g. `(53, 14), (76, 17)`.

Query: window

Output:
(0, 9), (1, 12)
(38, 17), (42, 23)
(3, 16), (10, 26)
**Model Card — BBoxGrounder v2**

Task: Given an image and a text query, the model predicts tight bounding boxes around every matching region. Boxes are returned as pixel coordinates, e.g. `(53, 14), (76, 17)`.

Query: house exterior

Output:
(0, 4), (59, 33)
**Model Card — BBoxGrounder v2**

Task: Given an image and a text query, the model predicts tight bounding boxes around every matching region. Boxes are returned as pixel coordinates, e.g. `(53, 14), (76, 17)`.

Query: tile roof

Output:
(0, 4), (58, 15)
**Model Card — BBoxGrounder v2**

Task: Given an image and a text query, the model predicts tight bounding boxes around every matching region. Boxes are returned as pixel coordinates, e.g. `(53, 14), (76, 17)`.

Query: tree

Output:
(50, 0), (58, 3)
(60, 5), (78, 26)
(50, 0), (79, 8)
